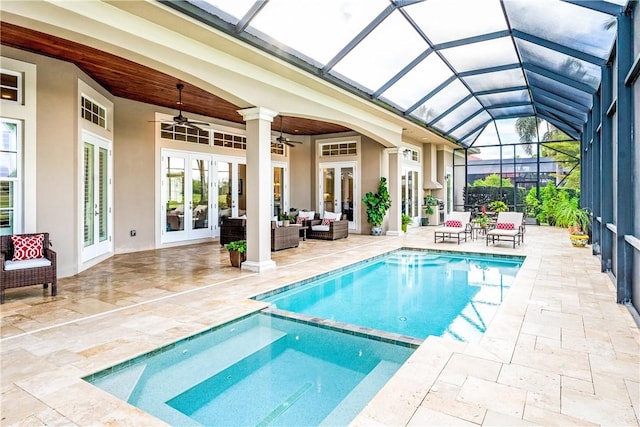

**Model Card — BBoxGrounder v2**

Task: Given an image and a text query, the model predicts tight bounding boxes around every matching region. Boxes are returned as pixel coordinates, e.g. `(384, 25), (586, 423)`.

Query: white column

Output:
(237, 107), (278, 272)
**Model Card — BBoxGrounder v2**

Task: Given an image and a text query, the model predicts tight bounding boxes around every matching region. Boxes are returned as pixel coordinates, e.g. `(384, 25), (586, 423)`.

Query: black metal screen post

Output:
(615, 9), (634, 304)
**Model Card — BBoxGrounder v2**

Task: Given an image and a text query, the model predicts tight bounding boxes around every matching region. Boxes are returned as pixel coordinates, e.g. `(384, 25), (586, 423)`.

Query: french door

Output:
(272, 162), (288, 218)
(401, 168), (420, 222)
(162, 150), (213, 243)
(214, 156), (246, 233)
(318, 162), (356, 229)
(82, 131), (112, 261)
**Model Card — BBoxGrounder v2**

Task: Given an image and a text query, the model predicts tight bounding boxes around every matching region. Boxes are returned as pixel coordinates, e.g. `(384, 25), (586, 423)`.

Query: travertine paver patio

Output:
(1, 225), (638, 426)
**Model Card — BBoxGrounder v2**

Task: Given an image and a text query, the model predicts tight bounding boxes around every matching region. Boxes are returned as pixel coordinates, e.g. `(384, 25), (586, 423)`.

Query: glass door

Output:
(214, 156), (246, 235)
(162, 150), (212, 243)
(401, 168), (420, 222)
(272, 163), (287, 218)
(82, 132), (112, 261)
(319, 162), (356, 228)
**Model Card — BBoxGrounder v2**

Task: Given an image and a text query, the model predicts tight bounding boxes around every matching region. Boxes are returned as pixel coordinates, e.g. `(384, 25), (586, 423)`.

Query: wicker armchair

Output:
(220, 218), (247, 246)
(1, 233), (57, 304)
(307, 213), (349, 241)
(271, 222), (299, 251)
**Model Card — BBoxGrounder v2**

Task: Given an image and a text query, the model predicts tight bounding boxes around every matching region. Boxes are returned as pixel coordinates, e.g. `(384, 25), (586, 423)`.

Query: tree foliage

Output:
(515, 118), (581, 190)
(472, 173), (513, 187)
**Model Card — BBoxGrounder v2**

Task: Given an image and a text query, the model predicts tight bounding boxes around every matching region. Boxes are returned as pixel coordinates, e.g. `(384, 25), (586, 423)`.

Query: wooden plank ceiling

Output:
(0, 22), (350, 135)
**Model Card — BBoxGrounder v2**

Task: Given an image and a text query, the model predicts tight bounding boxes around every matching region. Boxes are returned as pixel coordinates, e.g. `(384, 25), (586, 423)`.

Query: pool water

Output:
(258, 249), (523, 342)
(86, 313), (413, 426)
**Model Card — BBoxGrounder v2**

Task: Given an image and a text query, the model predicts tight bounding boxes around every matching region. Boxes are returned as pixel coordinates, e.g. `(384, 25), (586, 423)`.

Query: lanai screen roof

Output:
(166, 0), (627, 146)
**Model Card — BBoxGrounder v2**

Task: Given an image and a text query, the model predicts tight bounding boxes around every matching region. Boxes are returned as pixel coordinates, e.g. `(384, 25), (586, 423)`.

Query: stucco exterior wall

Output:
(2, 46), (102, 277)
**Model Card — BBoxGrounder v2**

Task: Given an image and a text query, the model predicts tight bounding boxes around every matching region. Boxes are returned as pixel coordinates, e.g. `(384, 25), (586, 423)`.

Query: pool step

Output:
(319, 360), (401, 427)
(135, 325), (287, 401)
(96, 324), (288, 427)
(92, 364), (147, 403)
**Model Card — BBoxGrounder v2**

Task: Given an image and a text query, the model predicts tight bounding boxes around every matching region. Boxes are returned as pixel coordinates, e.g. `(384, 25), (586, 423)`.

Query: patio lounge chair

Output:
(1, 233), (57, 303)
(486, 212), (524, 248)
(434, 211), (471, 244)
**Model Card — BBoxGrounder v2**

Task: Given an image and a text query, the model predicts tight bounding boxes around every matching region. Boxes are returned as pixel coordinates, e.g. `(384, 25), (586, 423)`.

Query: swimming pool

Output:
(257, 249), (523, 342)
(86, 248), (522, 426)
(85, 313), (413, 426)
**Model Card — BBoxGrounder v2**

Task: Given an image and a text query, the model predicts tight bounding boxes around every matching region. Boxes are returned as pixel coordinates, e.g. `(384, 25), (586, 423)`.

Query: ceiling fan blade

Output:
(187, 120), (210, 126)
(185, 122), (205, 131)
(283, 141), (296, 147)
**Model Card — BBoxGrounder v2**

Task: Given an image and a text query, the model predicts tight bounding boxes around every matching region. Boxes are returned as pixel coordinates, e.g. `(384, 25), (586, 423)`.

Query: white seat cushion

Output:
(311, 225), (330, 232)
(435, 227), (465, 233)
(487, 229), (519, 236)
(4, 257), (52, 271)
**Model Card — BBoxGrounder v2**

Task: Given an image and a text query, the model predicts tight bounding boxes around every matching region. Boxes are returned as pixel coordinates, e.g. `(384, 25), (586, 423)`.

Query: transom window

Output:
(402, 148), (419, 162)
(81, 96), (107, 128)
(271, 142), (285, 155)
(0, 71), (21, 103)
(212, 131), (246, 150)
(320, 141), (357, 157)
(162, 124), (210, 145)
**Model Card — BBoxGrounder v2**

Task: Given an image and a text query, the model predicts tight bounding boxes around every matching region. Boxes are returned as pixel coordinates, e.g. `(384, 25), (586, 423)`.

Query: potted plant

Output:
(473, 213), (490, 229)
(555, 198), (591, 247)
(401, 213), (412, 232)
(422, 194), (438, 225)
(278, 211), (291, 226)
(488, 200), (508, 213)
(224, 239), (246, 267)
(362, 177), (391, 236)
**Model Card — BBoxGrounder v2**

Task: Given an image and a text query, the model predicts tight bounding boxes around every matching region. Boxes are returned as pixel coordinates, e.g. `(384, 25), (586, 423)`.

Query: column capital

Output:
(237, 107), (278, 122)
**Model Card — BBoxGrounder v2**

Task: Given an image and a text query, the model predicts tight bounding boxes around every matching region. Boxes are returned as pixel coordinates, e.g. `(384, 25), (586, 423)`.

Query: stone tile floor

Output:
(1, 225), (638, 426)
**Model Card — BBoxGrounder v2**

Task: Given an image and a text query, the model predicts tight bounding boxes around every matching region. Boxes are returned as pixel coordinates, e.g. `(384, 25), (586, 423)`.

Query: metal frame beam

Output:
(431, 30), (510, 50)
(529, 84), (590, 112)
(536, 112), (580, 139)
(535, 102), (584, 128)
(560, 0), (624, 16)
(457, 118), (493, 142)
(427, 94), (473, 126)
(513, 29), (606, 65)
(523, 63), (596, 94)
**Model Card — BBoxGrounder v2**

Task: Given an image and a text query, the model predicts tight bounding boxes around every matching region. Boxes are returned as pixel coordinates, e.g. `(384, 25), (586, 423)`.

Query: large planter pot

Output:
(371, 225), (383, 236)
(401, 224), (408, 233)
(569, 234), (588, 247)
(229, 250), (246, 267)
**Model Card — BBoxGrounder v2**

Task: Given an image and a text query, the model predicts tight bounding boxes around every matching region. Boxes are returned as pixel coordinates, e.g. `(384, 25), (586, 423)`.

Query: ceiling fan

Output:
(274, 116), (302, 147)
(158, 83), (210, 130)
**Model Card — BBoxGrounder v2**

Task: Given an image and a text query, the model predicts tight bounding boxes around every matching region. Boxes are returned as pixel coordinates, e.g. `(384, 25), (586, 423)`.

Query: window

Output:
(0, 119), (20, 235)
(0, 71), (21, 103)
(271, 141), (285, 155)
(212, 131), (246, 150)
(161, 123), (210, 145)
(402, 148), (419, 162)
(320, 141), (357, 156)
(81, 96), (107, 128)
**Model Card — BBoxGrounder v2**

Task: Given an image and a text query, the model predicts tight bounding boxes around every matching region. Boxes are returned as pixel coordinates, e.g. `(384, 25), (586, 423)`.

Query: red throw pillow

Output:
(445, 220), (462, 228)
(11, 234), (45, 261)
(321, 218), (335, 226)
(296, 215), (305, 225)
(496, 222), (515, 230)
